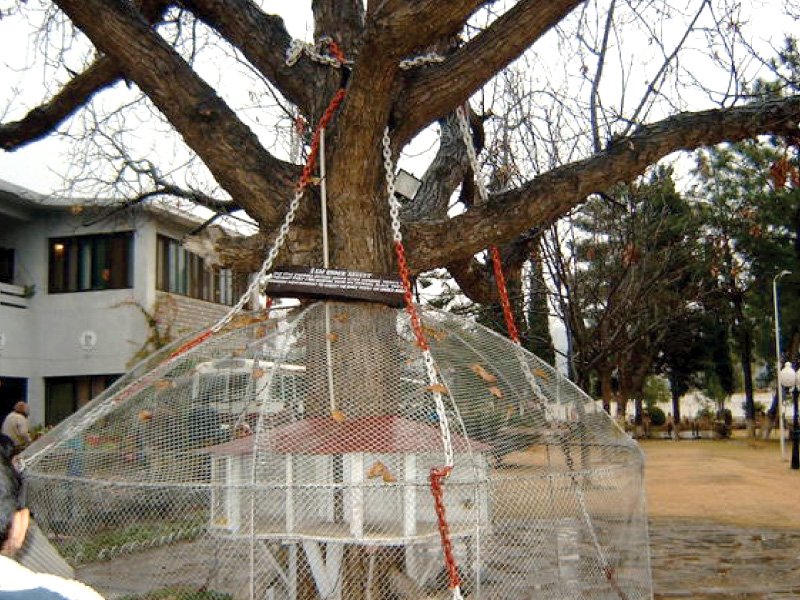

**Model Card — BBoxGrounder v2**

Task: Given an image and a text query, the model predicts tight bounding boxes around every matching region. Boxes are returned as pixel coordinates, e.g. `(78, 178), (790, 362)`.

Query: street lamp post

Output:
(778, 362), (800, 470)
(773, 270), (791, 460)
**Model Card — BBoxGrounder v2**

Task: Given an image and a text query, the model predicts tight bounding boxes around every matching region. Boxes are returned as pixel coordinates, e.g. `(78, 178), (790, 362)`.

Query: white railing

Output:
(0, 282), (29, 309)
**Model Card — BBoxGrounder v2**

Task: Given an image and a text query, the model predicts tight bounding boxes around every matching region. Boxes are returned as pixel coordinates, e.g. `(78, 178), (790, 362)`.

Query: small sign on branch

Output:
(264, 266), (405, 307)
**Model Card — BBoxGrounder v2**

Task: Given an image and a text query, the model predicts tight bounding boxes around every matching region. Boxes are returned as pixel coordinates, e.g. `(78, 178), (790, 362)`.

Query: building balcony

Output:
(0, 282), (29, 309)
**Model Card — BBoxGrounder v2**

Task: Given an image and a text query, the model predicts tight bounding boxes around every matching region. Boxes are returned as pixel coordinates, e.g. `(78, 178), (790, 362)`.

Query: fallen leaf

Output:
(426, 383), (449, 395)
(153, 379), (173, 391)
(252, 367), (266, 379)
(138, 410), (153, 422)
(226, 313), (268, 329)
(382, 469), (397, 483)
(488, 386), (503, 399)
(470, 363), (497, 383)
(326, 332), (339, 342)
(367, 461), (386, 479)
(533, 368), (550, 381)
(331, 409), (347, 423)
(422, 325), (447, 342)
(333, 311), (350, 323)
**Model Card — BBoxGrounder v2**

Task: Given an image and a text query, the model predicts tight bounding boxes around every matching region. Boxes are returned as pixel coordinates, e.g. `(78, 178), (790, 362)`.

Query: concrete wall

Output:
(0, 201), (235, 427)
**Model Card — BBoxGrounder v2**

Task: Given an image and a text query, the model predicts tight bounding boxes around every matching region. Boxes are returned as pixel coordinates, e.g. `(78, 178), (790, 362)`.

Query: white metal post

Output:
(774, 270), (791, 460)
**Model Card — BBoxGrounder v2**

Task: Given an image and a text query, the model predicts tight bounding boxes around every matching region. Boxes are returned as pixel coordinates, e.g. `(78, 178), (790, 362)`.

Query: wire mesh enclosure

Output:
(21, 301), (652, 600)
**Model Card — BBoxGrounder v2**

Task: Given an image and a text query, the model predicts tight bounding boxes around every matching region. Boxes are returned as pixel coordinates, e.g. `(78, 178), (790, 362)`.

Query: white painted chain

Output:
(383, 127), (454, 469)
(386, 125), (468, 600)
(456, 106), (553, 414)
(455, 105), (489, 204)
(286, 37), (443, 70)
(382, 127), (402, 243)
(399, 52), (445, 69)
(210, 187), (304, 333)
(285, 37), (347, 68)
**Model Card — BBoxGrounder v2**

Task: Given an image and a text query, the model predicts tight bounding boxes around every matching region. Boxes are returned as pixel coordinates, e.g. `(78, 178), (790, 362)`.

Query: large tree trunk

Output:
(733, 293), (757, 438)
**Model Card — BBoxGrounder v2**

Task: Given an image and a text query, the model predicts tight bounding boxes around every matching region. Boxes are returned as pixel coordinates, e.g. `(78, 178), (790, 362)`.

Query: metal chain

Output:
(287, 37), (443, 70)
(455, 105), (489, 204)
(383, 126), (463, 600)
(456, 105), (621, 593)
(399, 52), (445, 69)
(286, 37), (348, 68)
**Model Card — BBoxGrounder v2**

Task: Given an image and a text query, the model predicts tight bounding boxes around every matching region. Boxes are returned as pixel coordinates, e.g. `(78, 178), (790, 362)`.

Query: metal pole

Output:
(793, 386), (800, 470)
(774, 271), (790, 460)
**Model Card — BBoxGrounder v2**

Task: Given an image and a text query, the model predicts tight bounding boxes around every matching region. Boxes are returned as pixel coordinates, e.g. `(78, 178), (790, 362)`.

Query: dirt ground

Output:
(641, 434), (800, 528)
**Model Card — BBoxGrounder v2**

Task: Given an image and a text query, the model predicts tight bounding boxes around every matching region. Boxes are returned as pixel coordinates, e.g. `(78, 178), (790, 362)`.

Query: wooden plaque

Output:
(264, 266), (406, 307)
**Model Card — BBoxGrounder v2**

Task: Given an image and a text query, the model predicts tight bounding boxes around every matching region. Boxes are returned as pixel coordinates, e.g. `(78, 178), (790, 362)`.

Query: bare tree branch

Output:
(0, 0), (170, 151)
(405, 95), (800, 270)
(394, 0), (583, 144)
(181, 0), (324, 116)
(0, 57), (120, 150)
(53, 0), (299, 229)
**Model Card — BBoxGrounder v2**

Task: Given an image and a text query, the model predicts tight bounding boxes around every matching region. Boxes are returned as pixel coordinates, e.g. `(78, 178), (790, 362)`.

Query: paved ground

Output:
(644, 436), (800, 599)
(649, 519), (800, 599)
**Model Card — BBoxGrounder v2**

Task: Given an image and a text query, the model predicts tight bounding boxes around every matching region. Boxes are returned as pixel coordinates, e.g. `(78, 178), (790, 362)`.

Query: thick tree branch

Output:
(312, 0), (364, 51)
(405, 95), (800, 271)
(181, 0), (322, 115)
(0, 0), (169, 151)
(394, 0), (582, 144)
(367, 0), (482, 54)
(0, 57), (120, 150)
(53, 0), (298, 229)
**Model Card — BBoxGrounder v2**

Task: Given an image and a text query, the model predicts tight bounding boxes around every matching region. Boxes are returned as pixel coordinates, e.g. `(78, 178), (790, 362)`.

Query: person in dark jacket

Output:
(0, 434), (105, 600)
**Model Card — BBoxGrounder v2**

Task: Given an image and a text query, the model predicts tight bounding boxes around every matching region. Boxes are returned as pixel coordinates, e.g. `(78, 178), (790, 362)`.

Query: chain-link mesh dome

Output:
(20, 301), (651, 600)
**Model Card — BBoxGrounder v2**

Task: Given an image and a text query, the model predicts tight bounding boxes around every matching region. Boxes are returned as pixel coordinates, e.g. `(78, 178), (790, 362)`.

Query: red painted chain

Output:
(324, 38), (346, 64)
(490, 245), (520, 344)
(298, 87), (347, 193)
(167, 65), (347, 361)
(430, 466), (462, 590)
(394, 240), (430, 351)
(169, 330), (213, 359)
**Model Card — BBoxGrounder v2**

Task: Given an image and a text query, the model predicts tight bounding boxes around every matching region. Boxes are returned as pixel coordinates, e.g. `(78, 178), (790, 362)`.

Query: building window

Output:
(45, 374), (120, 426)
(156, 235), (248, 306)
(0, 248), (14, 284)
(49, 232), (133, 293)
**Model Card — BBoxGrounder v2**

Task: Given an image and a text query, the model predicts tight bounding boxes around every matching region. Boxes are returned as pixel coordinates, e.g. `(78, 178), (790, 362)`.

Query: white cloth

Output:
(0, 555), (104, 600)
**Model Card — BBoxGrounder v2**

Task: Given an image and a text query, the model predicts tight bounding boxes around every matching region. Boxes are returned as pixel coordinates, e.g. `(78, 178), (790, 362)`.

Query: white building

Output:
(0, 179), (251, 428)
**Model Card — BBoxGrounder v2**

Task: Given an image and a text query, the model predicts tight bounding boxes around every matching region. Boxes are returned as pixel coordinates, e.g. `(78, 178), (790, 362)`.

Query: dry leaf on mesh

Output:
(367, 460), (386, 479)
(333, 311), (350, 323)
(251, 367), (265, 379)
(326, 332), (339, 342)
(426, 383), (449, 395)
(382, 469), (397, 483)
(153, 379), (173, 391)
(331, 409), (347, 423)
(533, 367), (550, 381)
(422, 325), (447, 342)
(488, 386), (503, 399)
(138, 410), (153, 422)
(470, 363), (497, 383)
(228, 313), (268, 328)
